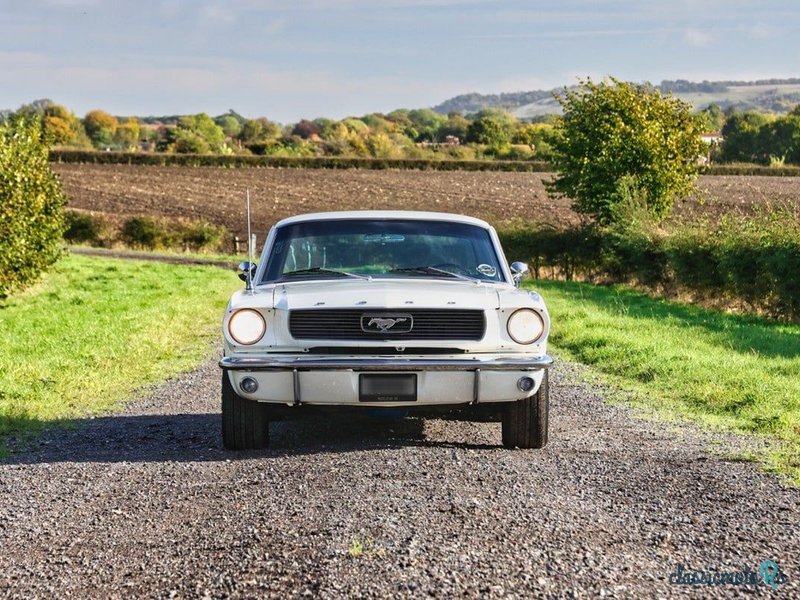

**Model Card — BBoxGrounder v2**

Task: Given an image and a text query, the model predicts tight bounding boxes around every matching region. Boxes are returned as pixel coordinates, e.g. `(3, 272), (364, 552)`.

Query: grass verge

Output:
(0, 253), (239, 452)
(67, 244), (245, 266)
(529, 279), (800, 484)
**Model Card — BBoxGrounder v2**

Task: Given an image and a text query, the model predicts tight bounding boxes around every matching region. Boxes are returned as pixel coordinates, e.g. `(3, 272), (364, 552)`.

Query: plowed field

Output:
(54, 163), (800, 236)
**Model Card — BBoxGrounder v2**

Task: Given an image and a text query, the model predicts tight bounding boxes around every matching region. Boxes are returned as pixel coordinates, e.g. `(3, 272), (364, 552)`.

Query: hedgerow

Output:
(50, 149), (800, 176)
(65, 210), (228, 253)
(48, 150), (552, 172)
(499, 209), (800, 321)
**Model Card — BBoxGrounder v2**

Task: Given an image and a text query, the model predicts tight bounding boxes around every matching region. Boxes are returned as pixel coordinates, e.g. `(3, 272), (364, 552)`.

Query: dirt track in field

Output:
(54, 163), (800, 237)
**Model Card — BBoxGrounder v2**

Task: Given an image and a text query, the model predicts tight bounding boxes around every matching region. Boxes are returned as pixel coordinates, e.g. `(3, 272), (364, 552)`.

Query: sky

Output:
(1, 0), (799, 123)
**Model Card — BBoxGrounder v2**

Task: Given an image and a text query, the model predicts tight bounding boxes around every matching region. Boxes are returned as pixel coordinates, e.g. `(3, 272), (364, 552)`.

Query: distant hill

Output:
(432, 78), (800, 118)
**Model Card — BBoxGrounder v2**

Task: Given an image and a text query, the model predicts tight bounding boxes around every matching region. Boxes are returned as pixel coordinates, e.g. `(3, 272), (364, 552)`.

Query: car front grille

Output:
(289, 309), (486, 341)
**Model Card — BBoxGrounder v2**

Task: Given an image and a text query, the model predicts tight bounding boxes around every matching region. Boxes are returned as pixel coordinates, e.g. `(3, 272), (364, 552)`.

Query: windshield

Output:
(262, 219), (505, 283)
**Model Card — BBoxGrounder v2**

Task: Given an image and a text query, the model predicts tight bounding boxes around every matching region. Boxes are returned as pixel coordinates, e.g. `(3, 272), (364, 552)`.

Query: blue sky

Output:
(1, 0), (798, 122)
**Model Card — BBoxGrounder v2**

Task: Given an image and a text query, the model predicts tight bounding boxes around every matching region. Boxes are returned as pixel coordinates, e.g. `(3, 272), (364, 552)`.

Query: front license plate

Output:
(359, 374), (417, 402)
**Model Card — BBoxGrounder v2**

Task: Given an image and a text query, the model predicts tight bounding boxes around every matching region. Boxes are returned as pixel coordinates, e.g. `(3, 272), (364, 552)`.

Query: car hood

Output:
(272, 278), (502, 310)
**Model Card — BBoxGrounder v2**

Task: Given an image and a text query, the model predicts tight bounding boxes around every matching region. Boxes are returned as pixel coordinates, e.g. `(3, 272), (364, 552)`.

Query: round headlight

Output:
(507, 309), (545, 345)
(228, 309), (266, 345)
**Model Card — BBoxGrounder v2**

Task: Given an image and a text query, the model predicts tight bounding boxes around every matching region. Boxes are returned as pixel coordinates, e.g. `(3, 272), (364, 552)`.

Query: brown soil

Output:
(54, 163), (800, 237)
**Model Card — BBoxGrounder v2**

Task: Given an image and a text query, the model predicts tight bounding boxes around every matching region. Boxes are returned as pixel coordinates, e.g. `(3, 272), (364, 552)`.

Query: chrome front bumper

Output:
(219, 354), (553, 371)
(220, 354), (552, 407)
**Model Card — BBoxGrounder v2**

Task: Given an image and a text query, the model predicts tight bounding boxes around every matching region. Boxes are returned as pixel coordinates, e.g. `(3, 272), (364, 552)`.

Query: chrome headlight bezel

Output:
(506, 308), (545, 345)
(228, 309), (267, 345)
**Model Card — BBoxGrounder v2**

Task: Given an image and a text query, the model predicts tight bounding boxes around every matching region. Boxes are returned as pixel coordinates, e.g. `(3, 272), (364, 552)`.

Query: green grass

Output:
(0, 254), (239, 449)
(530, 279), (800, 483)
(67, 244), (247, 263)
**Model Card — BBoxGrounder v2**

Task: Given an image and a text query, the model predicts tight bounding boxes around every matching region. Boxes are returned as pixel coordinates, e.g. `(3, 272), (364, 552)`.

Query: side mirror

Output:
(237, 261), (257, 284)
(510, 261), (528, 287)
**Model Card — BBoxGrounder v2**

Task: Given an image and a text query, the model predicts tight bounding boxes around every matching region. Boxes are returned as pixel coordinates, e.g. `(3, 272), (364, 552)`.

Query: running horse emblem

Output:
(367, 317), (408, 332)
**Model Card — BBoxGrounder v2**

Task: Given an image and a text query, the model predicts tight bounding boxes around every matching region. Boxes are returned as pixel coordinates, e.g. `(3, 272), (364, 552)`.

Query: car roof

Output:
(273, 210), (493, 229)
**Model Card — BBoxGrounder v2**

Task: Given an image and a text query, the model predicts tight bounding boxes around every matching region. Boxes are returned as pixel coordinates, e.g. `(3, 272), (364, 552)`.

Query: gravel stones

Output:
(1, 357), (798, 598)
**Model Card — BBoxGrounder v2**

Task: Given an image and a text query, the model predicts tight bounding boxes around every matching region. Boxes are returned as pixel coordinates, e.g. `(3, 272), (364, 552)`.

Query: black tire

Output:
(501, 370), (549, 449)
(221, 372), (270, 450)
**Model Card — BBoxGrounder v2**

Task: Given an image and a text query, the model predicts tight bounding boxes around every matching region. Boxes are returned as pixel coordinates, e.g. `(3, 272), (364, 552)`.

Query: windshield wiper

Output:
(390, 266), (478, 282)
(281, 267), (370, 280)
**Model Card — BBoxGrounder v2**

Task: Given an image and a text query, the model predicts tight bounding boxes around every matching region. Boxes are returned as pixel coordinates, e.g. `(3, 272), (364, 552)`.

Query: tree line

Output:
(3, 96), (800, 166)
(3, 99), (555, 161)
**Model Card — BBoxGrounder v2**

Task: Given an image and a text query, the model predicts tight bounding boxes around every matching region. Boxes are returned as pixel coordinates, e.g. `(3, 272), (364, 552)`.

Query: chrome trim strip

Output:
(220, 355), (553, 371)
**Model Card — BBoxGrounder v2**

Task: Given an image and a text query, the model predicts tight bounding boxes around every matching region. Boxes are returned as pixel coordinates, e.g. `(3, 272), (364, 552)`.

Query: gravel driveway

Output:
(1, 355), (798, 598)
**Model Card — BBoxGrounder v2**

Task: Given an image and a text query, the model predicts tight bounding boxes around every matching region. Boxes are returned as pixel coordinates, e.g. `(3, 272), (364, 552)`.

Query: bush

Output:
(63, 210), (110, 246)
(549, 78), (705, 224)
(499, 224), (603, 281)
(121, 217), (168, 249)
(179, 220), (226, 252)
(118, 216), (228, 253)
(0, 116), (66, 297)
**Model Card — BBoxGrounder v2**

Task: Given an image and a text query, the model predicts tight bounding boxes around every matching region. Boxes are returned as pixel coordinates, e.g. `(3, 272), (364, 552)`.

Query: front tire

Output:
(501, 371), (549, 449)
(221, 372), (270, 450)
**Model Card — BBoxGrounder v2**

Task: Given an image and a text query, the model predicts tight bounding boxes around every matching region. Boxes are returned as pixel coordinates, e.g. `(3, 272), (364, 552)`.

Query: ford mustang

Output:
(219, 211), (552, 449)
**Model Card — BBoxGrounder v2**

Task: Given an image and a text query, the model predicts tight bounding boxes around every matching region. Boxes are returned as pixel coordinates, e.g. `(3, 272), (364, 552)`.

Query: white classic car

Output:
(219, 211), (552, 450)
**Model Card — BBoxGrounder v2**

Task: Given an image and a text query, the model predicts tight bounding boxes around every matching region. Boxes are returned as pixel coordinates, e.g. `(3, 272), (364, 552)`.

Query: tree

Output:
(407, 108), (446, 141)
(513, 122), (555, 158)
(386, 109), (418, 140)
(695, 103), (724, 132)
(215, 114), (242, 138)
(0, 116), (66, 297)
(755, 115), (800, 165)
(720, 112), (769, 163)
(170, 113), (228, 154)
(43, 113), (73, 145)
(113, 117), (141, 151)
(465, 110), (516, 148)
(84, 109), (118, 148)
(15, 98), (55, 118)
(436, 112), (470, 142)
(549, 78), (705, 224)
(42, 104), (74, 145)
(367, 132), (401, 158)
(360, 113), (397, 134)
(323, 122), (369, 156)
(340, 118), (369, 135)
(313, 117), (336, 139)
(12, 102), (90, 148)
(238, 117), (281, 144)
(291, 119), (322, 139)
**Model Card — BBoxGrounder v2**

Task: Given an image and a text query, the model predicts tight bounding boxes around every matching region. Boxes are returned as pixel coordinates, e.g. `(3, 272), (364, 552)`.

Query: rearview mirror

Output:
(238, 261), (257, 283)
(510, 261), (528, 287)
